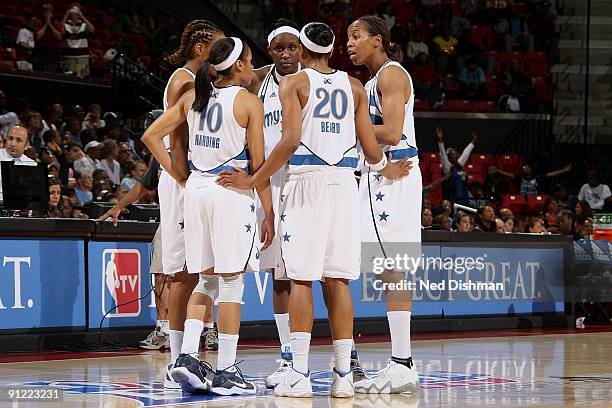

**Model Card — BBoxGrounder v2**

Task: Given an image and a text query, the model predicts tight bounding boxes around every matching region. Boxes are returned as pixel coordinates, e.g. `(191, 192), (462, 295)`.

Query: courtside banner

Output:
(87, 241), (156, 328)
(0, 238), (86, 330)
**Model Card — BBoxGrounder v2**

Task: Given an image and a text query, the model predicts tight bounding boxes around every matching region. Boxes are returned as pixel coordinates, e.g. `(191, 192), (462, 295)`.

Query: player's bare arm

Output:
(374, 65), (410, 146)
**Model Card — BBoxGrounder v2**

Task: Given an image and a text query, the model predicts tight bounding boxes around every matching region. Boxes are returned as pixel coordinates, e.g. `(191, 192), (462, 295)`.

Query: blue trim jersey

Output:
(187, 86), (249, 176)
(258, 67), (283, 159)
(364, 61), (418, 161)
(288, 68), (358, 175)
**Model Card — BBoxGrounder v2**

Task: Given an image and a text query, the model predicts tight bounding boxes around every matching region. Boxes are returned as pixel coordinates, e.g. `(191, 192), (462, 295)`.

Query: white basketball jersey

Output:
(163, 67), (196, 150)
(364, 61), (418, 160)
(187, 86), (249, 176)
(288, 68), (358, 174)
(258, 67), (283, 159)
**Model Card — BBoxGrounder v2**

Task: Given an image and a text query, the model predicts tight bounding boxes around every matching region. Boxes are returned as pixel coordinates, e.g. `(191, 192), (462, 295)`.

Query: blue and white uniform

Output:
(280, 68), (360, 281)
(257, 67), (288, 275)
(360, 60), (422, 247)
(183, 85), (257, 274)
(157, 67), (194, 275)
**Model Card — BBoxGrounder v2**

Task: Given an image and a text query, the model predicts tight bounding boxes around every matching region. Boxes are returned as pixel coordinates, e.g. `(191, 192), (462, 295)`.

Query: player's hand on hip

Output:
(216, 167), (253, 189)
(379, 154), (413, 180)
(260, 215), (275, 251)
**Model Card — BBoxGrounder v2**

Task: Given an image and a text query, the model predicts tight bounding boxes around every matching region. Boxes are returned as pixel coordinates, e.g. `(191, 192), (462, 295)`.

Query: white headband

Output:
(212, 37), (244, 71)
(267, 26), (300, 45)
(299, 24), (334, 54)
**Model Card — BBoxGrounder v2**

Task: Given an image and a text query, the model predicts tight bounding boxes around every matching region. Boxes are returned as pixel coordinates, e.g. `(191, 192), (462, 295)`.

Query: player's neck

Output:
(366, 53), (391, 77)
(215, 77), (241, 88)
(184, 59), (201, 74)
(302, 59), (332, 73)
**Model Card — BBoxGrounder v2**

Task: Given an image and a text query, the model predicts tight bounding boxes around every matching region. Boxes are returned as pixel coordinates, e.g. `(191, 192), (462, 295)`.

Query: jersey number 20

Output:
(313, 88), (348, 120)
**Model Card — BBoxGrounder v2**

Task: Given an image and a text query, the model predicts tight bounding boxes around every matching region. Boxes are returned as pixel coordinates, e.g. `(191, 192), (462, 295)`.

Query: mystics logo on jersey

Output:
(102, 249), (141, 317)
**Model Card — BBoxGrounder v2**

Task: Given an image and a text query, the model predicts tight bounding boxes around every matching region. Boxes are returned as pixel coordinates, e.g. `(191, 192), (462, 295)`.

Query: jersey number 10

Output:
(198, 103), (223, 133)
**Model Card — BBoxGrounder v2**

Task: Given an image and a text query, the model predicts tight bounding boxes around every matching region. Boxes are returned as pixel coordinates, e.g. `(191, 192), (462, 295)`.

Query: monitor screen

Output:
(1, 161), (49, 210)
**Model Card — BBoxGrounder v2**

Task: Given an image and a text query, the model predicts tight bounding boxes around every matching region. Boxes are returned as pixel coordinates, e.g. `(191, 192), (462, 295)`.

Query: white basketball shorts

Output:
(360, 160), (423, 243)
(279, 169), (360, 281)
(158, 170), (185, 275)
(183, 173), (257, 275)
(256, 165), (287, 275)
(149, 225), (163, 274)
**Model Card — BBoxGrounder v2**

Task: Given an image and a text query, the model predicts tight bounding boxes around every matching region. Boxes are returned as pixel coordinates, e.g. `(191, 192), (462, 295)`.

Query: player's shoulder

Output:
(236, 88), (264, 110)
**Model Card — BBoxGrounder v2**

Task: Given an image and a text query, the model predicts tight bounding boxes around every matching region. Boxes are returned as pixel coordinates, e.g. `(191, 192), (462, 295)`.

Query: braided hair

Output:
(168, 19), (222, 66)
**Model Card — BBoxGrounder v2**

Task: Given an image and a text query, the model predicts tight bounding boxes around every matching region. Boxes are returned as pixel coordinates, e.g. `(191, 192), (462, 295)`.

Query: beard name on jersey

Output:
(194, 133), (220, 149)
(321, 121), (341, 134)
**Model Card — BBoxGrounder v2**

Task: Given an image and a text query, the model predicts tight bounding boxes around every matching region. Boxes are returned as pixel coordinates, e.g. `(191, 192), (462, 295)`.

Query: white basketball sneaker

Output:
(274, 368), (313, 398)
(163, 363), (181, 390)
(266, 357), (293, 388)
(354, 359), (419, 394)
(331, 367), (355, 398)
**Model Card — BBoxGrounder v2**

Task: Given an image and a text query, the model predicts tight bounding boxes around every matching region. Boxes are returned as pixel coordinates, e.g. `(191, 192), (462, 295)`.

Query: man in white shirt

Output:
(74, 140), (102, 173)
(0, 125), (35, 201)
(16, 16), (37, 70)
(578, 170), (612, 210)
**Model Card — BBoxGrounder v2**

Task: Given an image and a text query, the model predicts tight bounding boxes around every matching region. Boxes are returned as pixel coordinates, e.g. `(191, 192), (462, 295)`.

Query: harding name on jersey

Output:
(194, 133), (220, 149)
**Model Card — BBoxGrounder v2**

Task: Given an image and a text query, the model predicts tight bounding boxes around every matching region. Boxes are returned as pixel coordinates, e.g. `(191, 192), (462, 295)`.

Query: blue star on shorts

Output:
(245, 224), (252, 233)
(282, 232), (291, 242)
(375, 191), (385, 201)
(250, 203), (255, 212)
(378, 211), (389, 221)
(280, 213), (286, 222)
(373, 173), (382, 182)
(179, 221), (184, 230)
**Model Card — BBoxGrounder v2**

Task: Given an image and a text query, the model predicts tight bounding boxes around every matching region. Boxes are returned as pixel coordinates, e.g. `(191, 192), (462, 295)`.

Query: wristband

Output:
(368, 153), (387, 172)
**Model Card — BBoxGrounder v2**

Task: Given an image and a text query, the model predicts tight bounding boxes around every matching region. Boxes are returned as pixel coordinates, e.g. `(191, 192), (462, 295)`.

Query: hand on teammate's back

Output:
(216, 167), (254, 190)
(379, 154), (413, 180)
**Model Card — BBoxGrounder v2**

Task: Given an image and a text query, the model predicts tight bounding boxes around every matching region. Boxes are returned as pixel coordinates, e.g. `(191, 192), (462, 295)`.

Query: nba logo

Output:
(102, 249), (141, 317)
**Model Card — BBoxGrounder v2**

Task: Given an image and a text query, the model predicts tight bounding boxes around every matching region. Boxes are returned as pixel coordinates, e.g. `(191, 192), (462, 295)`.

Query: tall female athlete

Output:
(217, 22), (410, 398)
(143, 37), (273, 396)
(158, 19), (224, 390)
(347, 15), (421, 394)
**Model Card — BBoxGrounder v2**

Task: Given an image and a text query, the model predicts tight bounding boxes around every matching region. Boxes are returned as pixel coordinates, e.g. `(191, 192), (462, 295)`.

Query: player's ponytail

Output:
(356, 15), (403, 62)
(192, 62), (212, 113)
(168, 19), (221, 66)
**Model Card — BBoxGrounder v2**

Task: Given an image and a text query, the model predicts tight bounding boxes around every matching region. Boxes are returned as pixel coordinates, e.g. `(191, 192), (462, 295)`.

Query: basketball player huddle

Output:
(141, 15), (422, 398)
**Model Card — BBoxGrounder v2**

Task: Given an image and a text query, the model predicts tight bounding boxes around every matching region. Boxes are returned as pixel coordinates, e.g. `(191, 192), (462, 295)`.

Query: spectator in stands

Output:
(581, 217), (593, 240)
(410, 52), (443, 107)
(574, 200), (593, 232)
(495, 218), (505, 232)
(406, 31), (429, 62)
(26, 111), (45, 152)
(48, 161), (60, 179)
(474, 204), (495, 232)
(456, 30), (493, 76)
(61, 3), (95, 77)
(543, 197), (559, 232)
(468, 181), (488, 208)
(16, 16), (38, 70)
(527, 1), (556, 53)
(578, 170), (611, 210)
(499, 60), (533, 96)
(552, 183), (569, 208)
(433, 214), (451, 230)
(499, 207), (515, 232)
(416, 0), (440, 25)
(437, 126), (477, 205)
(459, 59), (487, 99)
(74, 141), (102, 173)
(43, 103), (64, 132)
(422, 207), (433, 229)
(495, 5), (534, 52)
(455, 212), (474, 232)
(47, 177), (63, 218)
(525, 216), (547, 233)
(59, 142), (82, 186)
(41, 129), (63, 158)
(63, 116), (82, 144)
(485, 165), (509, 202)
(0, 126), (35, 201)
(82, 104), (106, 130)
(132, 3), (156, 36)
(433, 25), (458, 74)
(74, 169), (93, 206)
(490, 163), (572, 195)
(34, 3), (62, 73)
(498, 84), (521, 113)
(0, 137), (3, 149)
(120, 160), (147, 192)
(99, 139), (121, 185)
(558, 209), (581, 240)
(377, 3), (396, 29)
(61, 195), (73, 218)
(93, 178), (113, 201)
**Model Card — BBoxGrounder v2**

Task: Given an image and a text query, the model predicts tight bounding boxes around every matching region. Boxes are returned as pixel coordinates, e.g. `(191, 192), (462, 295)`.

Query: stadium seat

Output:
(472, 100), (496, 113)
(0, 60), (16, 69)
(446, 99), (472, 112)
(414, 98), (429, 112)
(501, 194), (527, 213)
(526, 194), (548, 213)
(467, 173), (486, 185)
(420, 152), (440, 164)
(469, 154), (494, 168)
(496, 154), (523, 173)
(532, 77), (550, 101)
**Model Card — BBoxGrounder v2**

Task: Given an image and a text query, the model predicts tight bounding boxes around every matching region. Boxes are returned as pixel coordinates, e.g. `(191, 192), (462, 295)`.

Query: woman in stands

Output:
(346, 15), (421, 394)
(158, 19), (224, 390)
(142, 37), (273, 396)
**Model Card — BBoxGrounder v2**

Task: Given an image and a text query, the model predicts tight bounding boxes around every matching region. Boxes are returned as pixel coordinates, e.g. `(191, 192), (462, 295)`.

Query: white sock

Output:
(333, 339), (353, 374)
(168, 330), (184, 364)
(157, 320), (170, 334)
(203, 322), (214, 329)
(217, 333), (239, 371)
(290, 332), (311, 374)
(274, 313), (291, 353)
(387, 311), (412, 359)
(180, 319), (204, 356)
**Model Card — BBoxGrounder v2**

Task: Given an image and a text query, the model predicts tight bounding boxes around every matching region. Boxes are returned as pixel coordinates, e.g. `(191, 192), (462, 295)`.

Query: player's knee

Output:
(218, 273), (245, 304)
(193, 275), (219, 301)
